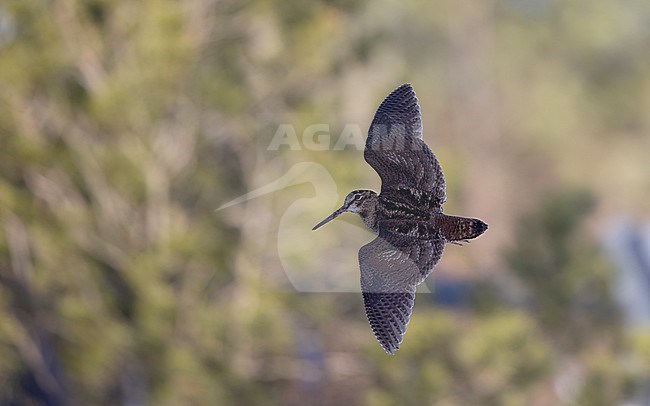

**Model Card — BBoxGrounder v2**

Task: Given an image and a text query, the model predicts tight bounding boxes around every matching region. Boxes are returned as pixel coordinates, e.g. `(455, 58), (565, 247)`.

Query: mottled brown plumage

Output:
(313, 84), (487, 354)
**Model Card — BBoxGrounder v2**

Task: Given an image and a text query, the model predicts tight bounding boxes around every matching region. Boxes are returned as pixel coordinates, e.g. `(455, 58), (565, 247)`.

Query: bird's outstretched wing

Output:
(359, 220), (445, 354)
(365, 84), (446, 205)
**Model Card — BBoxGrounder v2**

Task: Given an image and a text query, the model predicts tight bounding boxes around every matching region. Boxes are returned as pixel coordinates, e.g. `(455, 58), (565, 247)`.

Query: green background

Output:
(1, 0), (649, 404)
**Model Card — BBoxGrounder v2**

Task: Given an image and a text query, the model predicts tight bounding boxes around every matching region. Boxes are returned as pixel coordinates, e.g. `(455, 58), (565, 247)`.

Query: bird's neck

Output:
(359, 198), (379, 233)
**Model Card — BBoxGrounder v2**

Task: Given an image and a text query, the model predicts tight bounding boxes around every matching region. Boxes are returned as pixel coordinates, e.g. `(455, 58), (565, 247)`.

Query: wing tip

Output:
(383, 348), (397, 355)
(376, 329), (404, 355)
(380, 340), (400, 355)
(390, 83), (417, 99)
(366, 309), (409, 355)
(373, 83), (421, 123)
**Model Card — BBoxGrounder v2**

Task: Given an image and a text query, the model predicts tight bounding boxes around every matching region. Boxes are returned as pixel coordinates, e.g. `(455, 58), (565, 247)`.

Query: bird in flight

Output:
(312, 84), (488, 354)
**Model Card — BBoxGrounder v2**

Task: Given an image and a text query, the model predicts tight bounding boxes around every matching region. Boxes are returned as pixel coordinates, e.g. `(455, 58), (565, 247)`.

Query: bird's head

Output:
(312, 189), (377, 230)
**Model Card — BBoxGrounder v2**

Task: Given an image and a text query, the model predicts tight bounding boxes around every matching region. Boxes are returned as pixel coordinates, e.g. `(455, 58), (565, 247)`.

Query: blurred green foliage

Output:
(505, 190), (634, 403)
(0, 0), (649, 404)
(506, 191), (619, 347)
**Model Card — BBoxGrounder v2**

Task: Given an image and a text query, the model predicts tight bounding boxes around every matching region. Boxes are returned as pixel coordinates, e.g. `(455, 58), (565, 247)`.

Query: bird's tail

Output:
(439, 214), (488, 242)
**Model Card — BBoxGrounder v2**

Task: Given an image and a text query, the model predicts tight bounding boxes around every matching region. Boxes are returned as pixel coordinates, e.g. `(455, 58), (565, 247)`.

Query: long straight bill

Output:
(312, 207), (345, 230)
